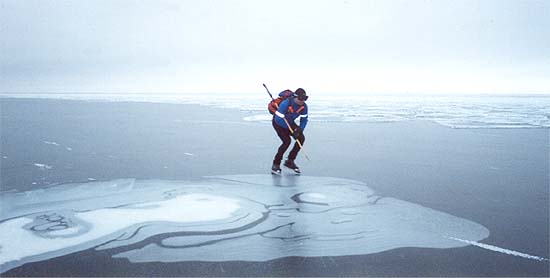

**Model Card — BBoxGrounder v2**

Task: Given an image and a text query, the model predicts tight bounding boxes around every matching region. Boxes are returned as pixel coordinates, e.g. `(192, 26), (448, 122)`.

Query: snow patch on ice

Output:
(448, 237), (548, 262)
(1, 175), (524, 272)
(34, 163), (52, 170)
(303, 192), (327, 200)
(243, 114), (272, 122)
(44, 141), (60, 146)
(0, 193), (242, 267)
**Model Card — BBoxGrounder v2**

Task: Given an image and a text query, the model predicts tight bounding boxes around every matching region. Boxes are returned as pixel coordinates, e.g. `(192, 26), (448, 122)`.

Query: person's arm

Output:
(275, 99), (289, 118)
(299, 105), (308, 131)
(274, 99), (290, 127)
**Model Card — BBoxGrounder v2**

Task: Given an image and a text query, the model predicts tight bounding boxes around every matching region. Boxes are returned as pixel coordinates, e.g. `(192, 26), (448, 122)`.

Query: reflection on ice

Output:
(1, 175), (492, 271)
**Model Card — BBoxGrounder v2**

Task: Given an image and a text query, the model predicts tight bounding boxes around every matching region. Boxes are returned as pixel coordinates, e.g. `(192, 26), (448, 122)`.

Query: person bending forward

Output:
(272, 88), (309, 174)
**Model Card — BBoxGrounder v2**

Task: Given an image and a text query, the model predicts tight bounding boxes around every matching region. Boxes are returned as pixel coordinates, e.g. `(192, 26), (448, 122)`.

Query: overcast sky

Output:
(1, 0), (549, 95)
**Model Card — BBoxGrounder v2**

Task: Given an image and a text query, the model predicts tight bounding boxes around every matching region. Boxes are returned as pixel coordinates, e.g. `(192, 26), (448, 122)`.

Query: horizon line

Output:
(1, 91), (550, 98)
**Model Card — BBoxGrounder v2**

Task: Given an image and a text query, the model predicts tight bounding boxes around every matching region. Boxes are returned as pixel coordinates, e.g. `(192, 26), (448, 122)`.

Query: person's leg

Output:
(288, 132), (305, 161)
(272, 120), (291, 165)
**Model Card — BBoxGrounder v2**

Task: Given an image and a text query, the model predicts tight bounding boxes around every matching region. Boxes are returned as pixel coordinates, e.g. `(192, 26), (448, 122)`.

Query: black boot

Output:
(284, 159), (301, 173)
(271, 163), (281, 175)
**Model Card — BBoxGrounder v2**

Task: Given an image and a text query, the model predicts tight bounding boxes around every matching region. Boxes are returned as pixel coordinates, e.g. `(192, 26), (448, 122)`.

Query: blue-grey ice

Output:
(0, 175), (501, 271)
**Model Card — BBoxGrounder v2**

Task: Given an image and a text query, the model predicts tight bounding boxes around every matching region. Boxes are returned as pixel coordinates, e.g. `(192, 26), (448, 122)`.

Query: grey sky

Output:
(1, 0), (549, 94)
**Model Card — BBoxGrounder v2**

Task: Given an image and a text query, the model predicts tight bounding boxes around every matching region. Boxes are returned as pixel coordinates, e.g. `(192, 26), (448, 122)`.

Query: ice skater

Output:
(270, 88), (309, 175)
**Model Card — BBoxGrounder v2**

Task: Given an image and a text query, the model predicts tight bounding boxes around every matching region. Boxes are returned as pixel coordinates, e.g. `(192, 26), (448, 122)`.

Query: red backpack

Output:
(268, 90), (294, 115)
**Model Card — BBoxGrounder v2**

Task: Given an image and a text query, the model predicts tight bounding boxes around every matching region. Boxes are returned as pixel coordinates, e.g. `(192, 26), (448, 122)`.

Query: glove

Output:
(292, 126), (303, 140)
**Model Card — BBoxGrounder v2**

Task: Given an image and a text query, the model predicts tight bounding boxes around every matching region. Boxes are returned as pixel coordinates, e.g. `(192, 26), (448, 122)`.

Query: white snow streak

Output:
(448, 237), (548, 262)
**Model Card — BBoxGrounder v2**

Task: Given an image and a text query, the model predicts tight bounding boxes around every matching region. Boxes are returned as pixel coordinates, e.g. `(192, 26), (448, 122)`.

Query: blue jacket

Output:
(274, 97), (308, 131)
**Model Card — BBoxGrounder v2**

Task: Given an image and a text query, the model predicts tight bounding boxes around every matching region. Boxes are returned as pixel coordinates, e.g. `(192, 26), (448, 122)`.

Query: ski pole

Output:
(263, 83), (310, 161)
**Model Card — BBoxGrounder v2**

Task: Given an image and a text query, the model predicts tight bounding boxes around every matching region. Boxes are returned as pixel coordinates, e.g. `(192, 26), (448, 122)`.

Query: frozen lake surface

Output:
(1, 175), (496, 272)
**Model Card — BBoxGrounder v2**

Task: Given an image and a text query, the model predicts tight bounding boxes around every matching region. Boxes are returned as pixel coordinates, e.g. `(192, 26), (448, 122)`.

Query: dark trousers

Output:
(272, 118), (305, 164)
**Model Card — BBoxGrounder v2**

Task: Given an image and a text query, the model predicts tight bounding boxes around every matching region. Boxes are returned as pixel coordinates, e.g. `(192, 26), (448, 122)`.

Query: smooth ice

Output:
(0, 175), (491, 272)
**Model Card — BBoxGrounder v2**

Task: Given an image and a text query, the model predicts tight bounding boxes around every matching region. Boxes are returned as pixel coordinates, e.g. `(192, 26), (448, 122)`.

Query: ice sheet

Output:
(0, 175), (495, 271)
